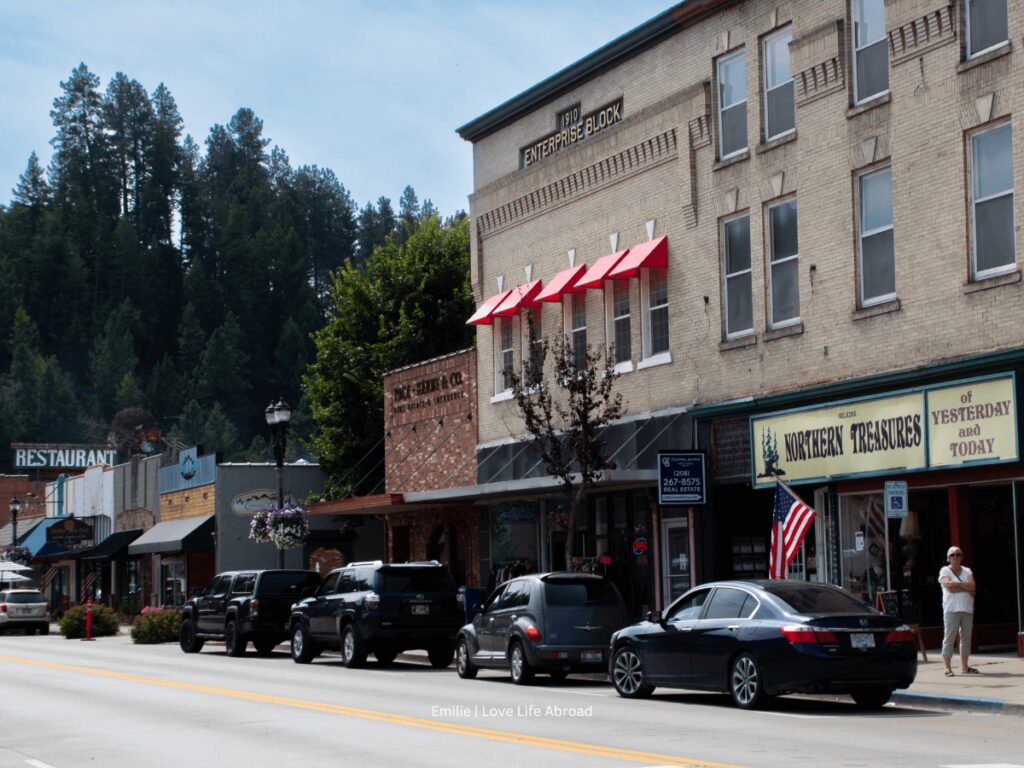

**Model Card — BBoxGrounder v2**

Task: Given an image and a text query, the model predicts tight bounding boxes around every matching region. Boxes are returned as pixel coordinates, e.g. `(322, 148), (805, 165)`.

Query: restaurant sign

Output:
(751, 374), (1017, 487)
(13, 443), (118, 469)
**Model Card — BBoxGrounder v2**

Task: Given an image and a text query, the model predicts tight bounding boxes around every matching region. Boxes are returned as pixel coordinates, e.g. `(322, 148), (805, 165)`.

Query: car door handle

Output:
(727, 625), (740, 631)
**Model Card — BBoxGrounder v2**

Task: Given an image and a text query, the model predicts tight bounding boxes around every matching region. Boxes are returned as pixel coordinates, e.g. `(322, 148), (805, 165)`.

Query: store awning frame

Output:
(535, 265), (587, 303)
(608, 236), (668, 279)
(467, 290), (513, 325)
(576, 250), (629, 290)
(128, 516), (214, 555)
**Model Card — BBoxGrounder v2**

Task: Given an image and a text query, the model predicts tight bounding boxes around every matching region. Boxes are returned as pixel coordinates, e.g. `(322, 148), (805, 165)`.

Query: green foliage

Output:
(130, 609), (182, 644)
(59, 603), (120, 639)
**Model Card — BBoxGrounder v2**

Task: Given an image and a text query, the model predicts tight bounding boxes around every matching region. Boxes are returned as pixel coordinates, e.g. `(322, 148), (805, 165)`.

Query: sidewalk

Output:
(891, 651), (1024, 715)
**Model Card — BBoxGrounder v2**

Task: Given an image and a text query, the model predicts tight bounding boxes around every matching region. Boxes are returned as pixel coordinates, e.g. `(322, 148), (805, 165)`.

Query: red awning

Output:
(492, 280), (543, 316)
(576, 250), (630, 290)
(608, 236), (668, 279)
(466, 290), (512, 325)
(535, 265), (587, 303)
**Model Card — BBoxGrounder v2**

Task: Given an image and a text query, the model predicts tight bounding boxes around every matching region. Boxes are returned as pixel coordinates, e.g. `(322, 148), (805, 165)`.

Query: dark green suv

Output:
(288, 561), (462, 668)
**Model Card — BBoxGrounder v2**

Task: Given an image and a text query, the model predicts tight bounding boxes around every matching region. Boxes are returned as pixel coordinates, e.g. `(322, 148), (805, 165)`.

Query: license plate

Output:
(411, 604), (429, 616)
(581, 649), (603, 663)
(850, 633), (875, 649)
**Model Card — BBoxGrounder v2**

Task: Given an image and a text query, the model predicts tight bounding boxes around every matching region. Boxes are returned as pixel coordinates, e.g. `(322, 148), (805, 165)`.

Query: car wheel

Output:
(456, 637), (478, 679)
(428, 643), (454, 669)
(851, 687), (894, 709)
(253, 636), (278, 656)
(611, 646), (654, 698)
(38, 625), (50, 636)
(340, 624), (366, 668)
(290, 623), (315, 664)
(179, 618), (204, 653)
(509, 641), (534, 685)
(224, 621), (246, 657)
(375, 646), (397, 666)
(729, 652), (766, 709)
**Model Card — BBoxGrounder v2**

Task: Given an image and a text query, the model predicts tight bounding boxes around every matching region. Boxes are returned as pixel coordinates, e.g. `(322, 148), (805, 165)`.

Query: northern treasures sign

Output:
(13, 443), (118, 469)
(751, 375), (1017, 487)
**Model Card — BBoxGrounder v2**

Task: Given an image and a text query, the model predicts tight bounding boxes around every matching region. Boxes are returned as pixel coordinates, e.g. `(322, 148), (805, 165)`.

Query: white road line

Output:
(941, 764), (1024, 768)
(26, 759), (58, 768)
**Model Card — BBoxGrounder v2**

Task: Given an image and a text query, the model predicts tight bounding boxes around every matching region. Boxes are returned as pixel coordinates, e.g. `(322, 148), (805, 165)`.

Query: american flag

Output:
(769, 480), (817, 580)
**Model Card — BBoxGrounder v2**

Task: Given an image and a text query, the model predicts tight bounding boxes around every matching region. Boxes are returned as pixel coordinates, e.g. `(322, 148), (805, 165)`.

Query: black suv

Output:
(288, 560), (462, 668)
(180, 569), (320, 656)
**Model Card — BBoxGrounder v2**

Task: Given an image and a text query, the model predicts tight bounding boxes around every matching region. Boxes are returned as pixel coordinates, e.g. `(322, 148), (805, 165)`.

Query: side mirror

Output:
(474, 604), (485, 616)
(645, 609), (662, 624)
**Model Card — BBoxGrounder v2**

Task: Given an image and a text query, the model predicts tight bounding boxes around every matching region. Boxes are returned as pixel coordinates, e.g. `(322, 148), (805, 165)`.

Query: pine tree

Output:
(89, 299), (140, 421)
(202, 401), (242, 459)
(12, 152), (51, 209)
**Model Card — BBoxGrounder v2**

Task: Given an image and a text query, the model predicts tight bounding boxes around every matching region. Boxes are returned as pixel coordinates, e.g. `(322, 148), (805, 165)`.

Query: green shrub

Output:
(130, 610), (182, 644)
(117, 597), (141, 622)
(59, 604), (120, 638)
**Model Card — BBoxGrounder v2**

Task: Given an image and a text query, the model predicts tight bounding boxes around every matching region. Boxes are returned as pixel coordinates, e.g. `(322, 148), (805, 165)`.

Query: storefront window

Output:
(839, 493), (889, 604)
(160, 556), (186, 607)
(663, 517), (691, 601)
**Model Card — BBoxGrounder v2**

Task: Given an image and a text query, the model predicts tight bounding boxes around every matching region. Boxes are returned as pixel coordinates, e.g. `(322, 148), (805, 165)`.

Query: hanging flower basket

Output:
(249, 505), (309, 551)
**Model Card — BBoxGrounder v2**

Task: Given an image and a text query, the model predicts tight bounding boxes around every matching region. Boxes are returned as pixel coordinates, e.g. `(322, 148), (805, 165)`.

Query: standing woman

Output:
(939, 546), (978, 676)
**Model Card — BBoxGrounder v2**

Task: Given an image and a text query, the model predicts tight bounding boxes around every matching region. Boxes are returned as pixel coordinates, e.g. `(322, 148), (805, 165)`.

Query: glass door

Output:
(661, 516), (691, 603)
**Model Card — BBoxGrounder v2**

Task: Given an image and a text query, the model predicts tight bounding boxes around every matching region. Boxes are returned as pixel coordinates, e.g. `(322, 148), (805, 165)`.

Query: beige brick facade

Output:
(465, 0), (1024, 448)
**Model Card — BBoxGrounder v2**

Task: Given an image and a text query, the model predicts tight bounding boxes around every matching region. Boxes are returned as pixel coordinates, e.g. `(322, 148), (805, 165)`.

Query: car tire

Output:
(729, 652), (766, 709)
(611, 646), (654, 698)
(253, 636), (278, 656)
(428, 643), (454, 669)
(375, 646), (397, 666)
(38, 625), (50, 636)
(851, 687), (894, 709)
(456, 637), (478, 679)
(290, 623), (315, 664)
(509, 641), (534, 685)
(224, 620), (246, 657)
(340, 624), (367, 668)
(179, 618), (204, 653)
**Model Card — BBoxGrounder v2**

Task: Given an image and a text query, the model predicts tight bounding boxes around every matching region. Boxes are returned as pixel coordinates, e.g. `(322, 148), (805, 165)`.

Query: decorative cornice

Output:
(889, 5), (956, 66)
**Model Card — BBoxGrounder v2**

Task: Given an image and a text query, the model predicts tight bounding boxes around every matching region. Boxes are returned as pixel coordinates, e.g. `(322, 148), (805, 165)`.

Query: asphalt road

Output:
(0, 632), (1020, 768)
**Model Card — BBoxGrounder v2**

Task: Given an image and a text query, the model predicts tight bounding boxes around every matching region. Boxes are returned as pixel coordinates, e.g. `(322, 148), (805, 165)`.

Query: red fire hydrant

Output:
(84, 598), (94, 641)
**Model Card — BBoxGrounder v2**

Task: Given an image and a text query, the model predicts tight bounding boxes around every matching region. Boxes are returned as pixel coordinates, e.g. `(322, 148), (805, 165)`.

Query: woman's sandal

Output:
(944, 669), (955, 677)
(963, 667), (980, 674)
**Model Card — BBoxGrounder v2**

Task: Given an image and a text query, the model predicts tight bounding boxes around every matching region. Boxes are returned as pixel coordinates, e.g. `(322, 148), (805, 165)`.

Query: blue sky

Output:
(1, 1), (669, 218)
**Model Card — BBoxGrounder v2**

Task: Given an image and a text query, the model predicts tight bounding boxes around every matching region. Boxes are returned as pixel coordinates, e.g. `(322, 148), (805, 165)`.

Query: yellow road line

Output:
(0, 654), (744, 767)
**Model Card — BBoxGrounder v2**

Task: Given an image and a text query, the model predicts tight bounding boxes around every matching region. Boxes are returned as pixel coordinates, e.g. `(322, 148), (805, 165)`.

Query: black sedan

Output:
(609, 580), (917, 709)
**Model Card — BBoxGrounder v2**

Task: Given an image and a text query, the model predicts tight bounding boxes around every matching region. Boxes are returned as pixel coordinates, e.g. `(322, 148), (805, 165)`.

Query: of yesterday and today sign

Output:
(12, 443), (118, 469)
(750, 374), (1018, 488)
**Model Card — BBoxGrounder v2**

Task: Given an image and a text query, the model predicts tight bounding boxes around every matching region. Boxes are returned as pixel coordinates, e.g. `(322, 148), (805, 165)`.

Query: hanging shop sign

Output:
(231, 489), (297, 516)
(750, 373), (1017, 488)
(519, 97), (624, 169)
(46, 517), (94, 547)
(12, 443), (118, 469)
(658, 451), (706, 505)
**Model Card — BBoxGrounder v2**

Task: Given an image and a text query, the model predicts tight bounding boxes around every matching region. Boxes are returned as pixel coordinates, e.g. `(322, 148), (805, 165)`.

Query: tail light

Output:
(364, 592), (380, 611)
(0, 603), (6, 613)
(780, 624), (839, 644)
(525, 624), (542, 642)
(249, 598), (260, 616)
(886, 626), (915, 644)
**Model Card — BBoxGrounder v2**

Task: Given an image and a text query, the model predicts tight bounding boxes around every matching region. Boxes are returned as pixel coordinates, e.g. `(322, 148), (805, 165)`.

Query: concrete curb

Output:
(891, 690), (1024, 716)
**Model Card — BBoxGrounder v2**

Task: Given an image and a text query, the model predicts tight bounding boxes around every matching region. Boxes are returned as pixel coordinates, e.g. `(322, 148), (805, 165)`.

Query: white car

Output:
(0, 590), (51, 634)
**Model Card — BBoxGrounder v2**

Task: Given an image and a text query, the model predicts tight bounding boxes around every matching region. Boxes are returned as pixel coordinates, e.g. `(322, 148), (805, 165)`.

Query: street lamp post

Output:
(9, 497), (20, 548)
(264, 400), (291, 569)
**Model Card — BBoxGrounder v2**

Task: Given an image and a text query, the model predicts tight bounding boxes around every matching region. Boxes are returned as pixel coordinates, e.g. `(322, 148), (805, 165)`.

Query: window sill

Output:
(852, 298), (901, 321)
(756, 132), (796, 155)
(764, 322), (803, 342)
(963, 268), (1021, 294)
(637, 351), (672, 370)
(613, 361), (635, 375)
(713, 149), (750, 172)
(719, 334), (756, 352)
(489, 390), (514, 404)
(959, 41), (1012, 74)
(846, 93), (890, 120)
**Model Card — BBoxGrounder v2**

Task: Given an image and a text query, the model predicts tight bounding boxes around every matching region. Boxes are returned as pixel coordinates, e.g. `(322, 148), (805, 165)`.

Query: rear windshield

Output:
(3, 592), (45, 604)
(763, 584), (873, 614)
(377, 568), (455, 593)
(543, 579), (622, 607)
(259, 572), (321, 595)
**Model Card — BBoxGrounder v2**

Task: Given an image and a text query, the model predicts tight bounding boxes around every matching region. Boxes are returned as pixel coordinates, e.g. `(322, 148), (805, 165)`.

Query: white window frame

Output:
(563, 292), (588, 370)
(717, 49), (748, 160)
(493, 316), (514, 399)
(851, 0), (889, 105)
(605, 280), (633, 373)
(767, 198), (800, 329)
(762, 27), (795, 143)
(639, 269), (671, 368)
(857, 165), (896, 307)
(970, 121), (1016, 280)
(966, 0), (1009, 59)
(722, 213), (754, 339)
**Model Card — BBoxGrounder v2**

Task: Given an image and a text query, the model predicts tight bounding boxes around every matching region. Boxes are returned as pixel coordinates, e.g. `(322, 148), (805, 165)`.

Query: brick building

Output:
(450, 0), (1024, 646)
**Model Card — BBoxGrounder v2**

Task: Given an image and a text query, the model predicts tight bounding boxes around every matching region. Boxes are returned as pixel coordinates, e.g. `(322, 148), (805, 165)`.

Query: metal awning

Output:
(128, 516), (214, 555)
(76, 530), (143, 560)
(576, 250), (629, 290)
(608, 236), (668, 279)
(403, 468), (658, 504)
(466, 290), (512, 325)
(535, 265), (587, 303)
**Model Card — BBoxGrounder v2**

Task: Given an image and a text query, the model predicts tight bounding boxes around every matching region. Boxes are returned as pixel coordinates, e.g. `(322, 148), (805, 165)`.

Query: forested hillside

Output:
(0, 63), (473, 481)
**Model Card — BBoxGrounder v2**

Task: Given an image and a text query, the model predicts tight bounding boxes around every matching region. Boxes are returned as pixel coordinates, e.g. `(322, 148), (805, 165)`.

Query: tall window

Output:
(970, 122), (1015, 278)
(763, 28), (794, 141)
(644, 271), (670, 357)
(609, 281), (631, 365)
(967, 0), (1008, 58)
(852, 0), (888, 104)
(570, 293), (587, 369)
(497, 318), (514, 392)
(723, 214), (753, 338)
(858, 166), (895, 306)
(717, 50), (747, 159)
(768, 199), (799, 327)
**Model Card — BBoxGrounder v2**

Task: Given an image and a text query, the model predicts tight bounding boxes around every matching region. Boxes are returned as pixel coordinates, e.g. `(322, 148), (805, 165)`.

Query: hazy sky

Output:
(1, 1), (670, 218)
